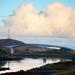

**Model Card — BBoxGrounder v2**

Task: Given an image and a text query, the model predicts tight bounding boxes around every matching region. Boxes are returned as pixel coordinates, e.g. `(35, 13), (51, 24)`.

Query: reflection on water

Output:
(0, 58), (60, 74)
(43, 59), (46, 63)
(0, 61), (6, 68)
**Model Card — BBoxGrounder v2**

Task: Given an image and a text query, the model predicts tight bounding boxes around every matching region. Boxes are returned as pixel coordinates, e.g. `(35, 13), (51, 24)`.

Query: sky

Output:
(0, 0), (75, 37)
(0, 0), (75, 17)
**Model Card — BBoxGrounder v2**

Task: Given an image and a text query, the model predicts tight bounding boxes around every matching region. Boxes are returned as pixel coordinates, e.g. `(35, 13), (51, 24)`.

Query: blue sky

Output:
(0, 0), (75, 17)
(0, 0), (75, 26)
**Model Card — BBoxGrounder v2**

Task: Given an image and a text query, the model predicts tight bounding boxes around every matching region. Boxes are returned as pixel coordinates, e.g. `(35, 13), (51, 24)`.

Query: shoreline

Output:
(1, 61), (75, 75)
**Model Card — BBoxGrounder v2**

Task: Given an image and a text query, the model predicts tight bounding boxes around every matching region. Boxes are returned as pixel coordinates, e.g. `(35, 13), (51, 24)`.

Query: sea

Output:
(13, 36), (75, 49)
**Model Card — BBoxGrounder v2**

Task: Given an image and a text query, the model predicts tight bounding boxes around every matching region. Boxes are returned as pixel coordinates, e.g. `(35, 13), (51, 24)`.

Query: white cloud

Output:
(2, 2), (75, 36)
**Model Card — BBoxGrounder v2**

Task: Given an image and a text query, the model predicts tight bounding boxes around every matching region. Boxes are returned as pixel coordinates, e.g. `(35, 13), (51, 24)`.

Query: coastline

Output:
(1, 61), (75, 75)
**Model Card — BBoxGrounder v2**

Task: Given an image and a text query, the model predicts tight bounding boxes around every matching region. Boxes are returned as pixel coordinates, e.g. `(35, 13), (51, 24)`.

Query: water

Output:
(0, 58), (60, 74)
(12, 36), (75, 49)
(0, 36), (75, 74)
(0, 36), (75, 49)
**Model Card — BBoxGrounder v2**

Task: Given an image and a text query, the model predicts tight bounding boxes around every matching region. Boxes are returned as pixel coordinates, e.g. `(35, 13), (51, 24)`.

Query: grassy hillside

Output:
(0, 39), (75, 59)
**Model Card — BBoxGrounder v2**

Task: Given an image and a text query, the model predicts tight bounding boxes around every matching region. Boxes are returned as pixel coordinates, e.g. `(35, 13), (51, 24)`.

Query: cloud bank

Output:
(2, 2), (75, 36)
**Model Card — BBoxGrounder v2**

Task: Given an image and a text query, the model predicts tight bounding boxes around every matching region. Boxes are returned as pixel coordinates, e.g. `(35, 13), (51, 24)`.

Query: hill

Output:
(0, 39), (75, 59)
(0, 39), (26, 46)
(0, 39), (26, 59)
(13, 44), (75, 59)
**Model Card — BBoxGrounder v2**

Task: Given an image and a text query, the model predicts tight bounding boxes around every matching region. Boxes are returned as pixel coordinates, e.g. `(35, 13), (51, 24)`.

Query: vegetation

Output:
(0, 49), (9, 59)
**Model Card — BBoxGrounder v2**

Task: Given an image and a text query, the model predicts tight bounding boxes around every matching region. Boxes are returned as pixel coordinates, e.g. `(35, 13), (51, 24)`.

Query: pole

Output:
(8, 27), (10, 39)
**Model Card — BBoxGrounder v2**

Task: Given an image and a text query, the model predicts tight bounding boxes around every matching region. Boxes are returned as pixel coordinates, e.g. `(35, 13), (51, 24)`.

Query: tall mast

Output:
(8, 27), (10, 39)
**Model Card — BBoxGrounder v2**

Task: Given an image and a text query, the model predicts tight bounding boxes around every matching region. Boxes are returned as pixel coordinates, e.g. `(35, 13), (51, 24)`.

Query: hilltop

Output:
(0, 39), (26, 59)
(0, 39), (26, 46)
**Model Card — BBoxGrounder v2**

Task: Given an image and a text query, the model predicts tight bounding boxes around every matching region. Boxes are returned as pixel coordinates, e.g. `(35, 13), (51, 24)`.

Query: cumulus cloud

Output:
(2, 2), (75, 36)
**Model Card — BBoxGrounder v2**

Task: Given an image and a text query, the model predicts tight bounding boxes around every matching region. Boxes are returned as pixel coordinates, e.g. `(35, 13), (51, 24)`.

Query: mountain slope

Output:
(0, 39), (26, 46)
